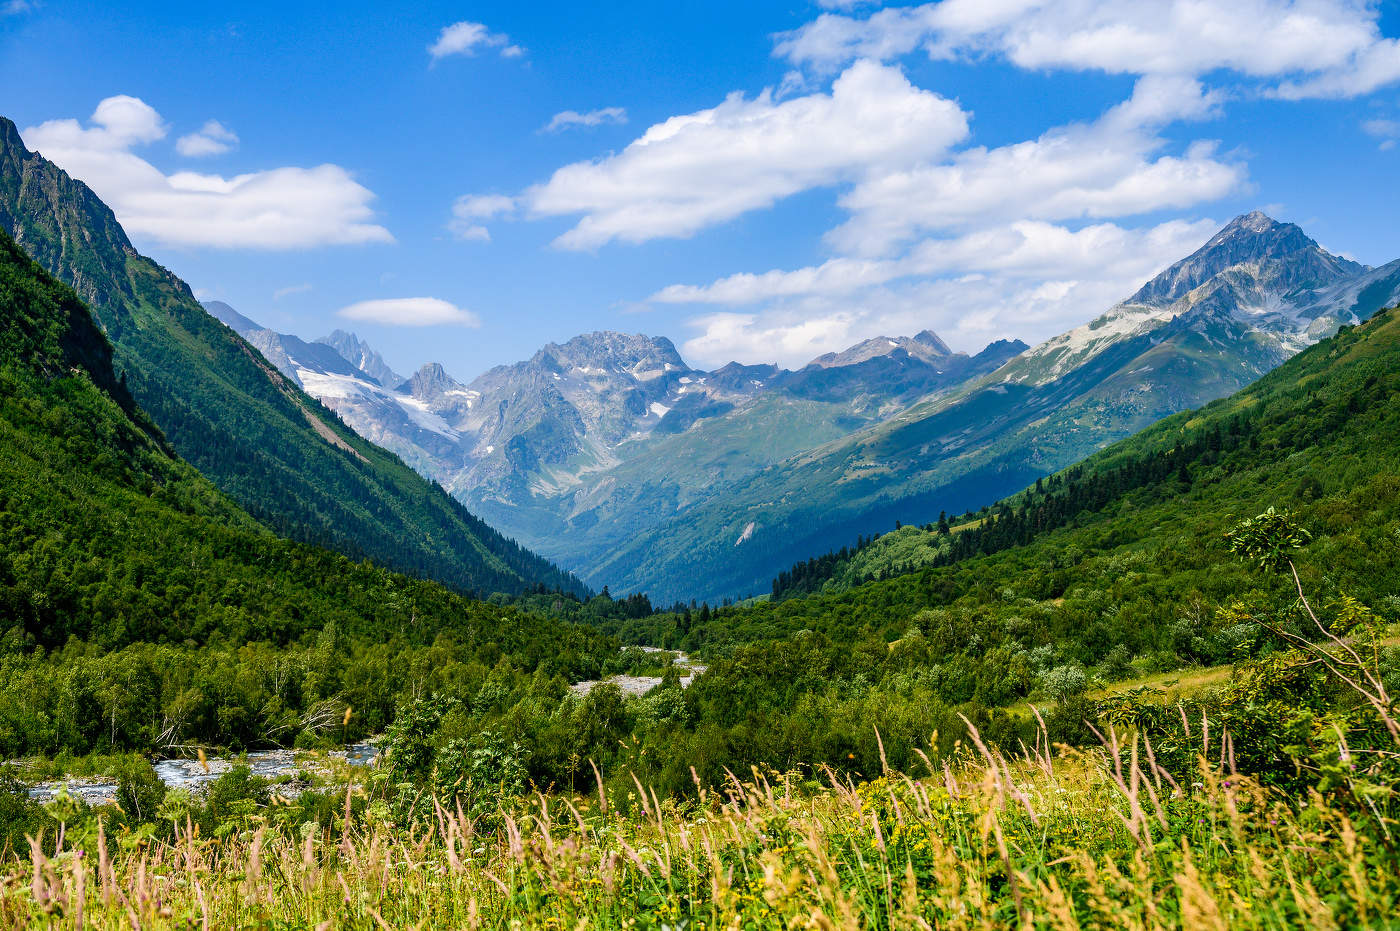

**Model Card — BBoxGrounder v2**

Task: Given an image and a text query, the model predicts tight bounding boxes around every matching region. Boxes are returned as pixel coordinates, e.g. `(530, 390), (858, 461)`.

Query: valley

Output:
(3, 4), (1400, 923)
(202, 211), (1400, 603)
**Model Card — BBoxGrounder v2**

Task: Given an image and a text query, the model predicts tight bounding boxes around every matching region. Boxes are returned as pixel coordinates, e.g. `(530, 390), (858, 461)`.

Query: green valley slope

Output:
(0, 231), (612, 756)
(654, 307), (1400, 656)
(0, 117), (583, 598)
(590, 214), (1399, 604)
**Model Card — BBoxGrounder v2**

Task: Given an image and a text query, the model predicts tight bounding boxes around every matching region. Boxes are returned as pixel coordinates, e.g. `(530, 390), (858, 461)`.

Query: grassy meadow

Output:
(4, 717), (1398, 930)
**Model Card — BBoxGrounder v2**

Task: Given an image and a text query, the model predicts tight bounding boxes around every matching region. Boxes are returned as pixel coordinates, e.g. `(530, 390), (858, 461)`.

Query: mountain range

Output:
(200, 298), (1026, 599)
(0, 116), (585, 599)
(9, 106), (1398, 606)
(206, 211), (1400, 602)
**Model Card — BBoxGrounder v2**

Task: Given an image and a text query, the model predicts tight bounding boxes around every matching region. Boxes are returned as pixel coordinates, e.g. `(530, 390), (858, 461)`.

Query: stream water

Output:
(23, 741), (380, 808)
(569, 649), (707, 697)
(23, 649), (702, 806)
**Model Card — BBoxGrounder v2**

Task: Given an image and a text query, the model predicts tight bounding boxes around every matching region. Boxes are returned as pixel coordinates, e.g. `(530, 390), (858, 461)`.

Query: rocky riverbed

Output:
(570, 647), (707, 697)
(22, 740), (380, 807)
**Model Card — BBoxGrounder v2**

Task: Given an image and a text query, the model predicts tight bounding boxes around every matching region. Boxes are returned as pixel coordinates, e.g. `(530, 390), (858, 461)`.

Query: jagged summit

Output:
(0, 117), (140, 312)
(806, 331), (953, 370)
(534, 331), (691, 376)
(403, 361), (464, 400)
(913, 330), (952, 354)
(318, 330), (403, 389)
(1130, 211), (1365, 307)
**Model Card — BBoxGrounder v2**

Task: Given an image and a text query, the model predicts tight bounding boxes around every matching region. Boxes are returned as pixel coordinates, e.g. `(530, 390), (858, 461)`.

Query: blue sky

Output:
(3, 0), (1400, 379)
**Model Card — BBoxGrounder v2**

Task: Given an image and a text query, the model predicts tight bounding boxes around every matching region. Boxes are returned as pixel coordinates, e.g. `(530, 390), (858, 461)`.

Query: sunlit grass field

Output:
(5, 719), (1396, 930)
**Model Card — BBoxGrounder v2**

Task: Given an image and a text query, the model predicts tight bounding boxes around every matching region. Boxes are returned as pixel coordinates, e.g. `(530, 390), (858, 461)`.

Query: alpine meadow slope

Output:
(0, 116), (584, 598)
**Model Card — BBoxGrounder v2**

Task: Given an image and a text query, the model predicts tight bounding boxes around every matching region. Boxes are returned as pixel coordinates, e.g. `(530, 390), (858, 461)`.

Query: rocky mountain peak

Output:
(317, 330), (403, 388)
(203, 300), (261, 336)
(805, 331), (953, 370)
(1129, 211), (1366, 307)
(541, 331), (690, 375)
(403, 362), (463, 401)
(0, 118), (138, 313)
(912, 330), (952, 355)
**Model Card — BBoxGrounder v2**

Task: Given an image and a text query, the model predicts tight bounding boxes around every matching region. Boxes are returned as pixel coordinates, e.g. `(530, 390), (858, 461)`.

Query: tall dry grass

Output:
(3, 723), (1396, 929)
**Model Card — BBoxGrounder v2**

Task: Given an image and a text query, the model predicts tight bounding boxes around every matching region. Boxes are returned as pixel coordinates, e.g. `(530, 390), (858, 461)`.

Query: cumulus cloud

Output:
(428, 21), (522, 61)
(828, 76), (1241, 256)
(176, 120), (239, 157)
(650, 77), (1242, 366)
(23, 96), (392, 250)
(1, 0), (34, 17)
(657, 218), (1217, 307)
(541, 107), (628, 133)
(338, 298), (480, 327)
(676, 218), (1220, 369)
(774, 0), (1400, 99)
(525, 60), (970, 249)
(449, 193), (516, 241)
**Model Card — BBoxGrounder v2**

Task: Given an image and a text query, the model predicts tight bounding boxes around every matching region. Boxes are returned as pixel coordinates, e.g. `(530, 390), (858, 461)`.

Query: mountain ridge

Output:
(572, 211), (1400, 601)
(0, 115), (586, 599)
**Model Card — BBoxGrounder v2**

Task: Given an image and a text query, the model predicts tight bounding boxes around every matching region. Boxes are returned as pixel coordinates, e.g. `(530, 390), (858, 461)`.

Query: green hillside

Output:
(549, 306), (1400, 792)
(0, 117), (584, 598)
(0, 233), (613, 757)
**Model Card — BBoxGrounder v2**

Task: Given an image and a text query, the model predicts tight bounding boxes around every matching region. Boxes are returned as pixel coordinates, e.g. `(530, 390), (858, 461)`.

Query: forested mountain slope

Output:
(0, 232), (615, 756)
(0, 117), (584, 598)
(443, 304), (1400, 794)
(659, 306), (1400, 653)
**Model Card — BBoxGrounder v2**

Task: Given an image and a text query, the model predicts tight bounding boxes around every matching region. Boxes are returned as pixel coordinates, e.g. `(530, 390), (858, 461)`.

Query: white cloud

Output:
(338, 298), (480, 327)
(23, 96), (393, 250)
(774, 0), (1400, 99)
(1, 0), (33, 17)
(428, 21), (522, 61)
(541, 107), (628, 133)
(273, 283), (313, 300)
(176, 120), (239, 157)
(525, 60), (970, 249)
(676, 218), (1219, 368)
(657, 218), (1216, 307)
(449, 193), (516, 241)
(1363, 117), (1400, 150)
(827, 76), (1242, 256)
(650, 77), (1241, 367)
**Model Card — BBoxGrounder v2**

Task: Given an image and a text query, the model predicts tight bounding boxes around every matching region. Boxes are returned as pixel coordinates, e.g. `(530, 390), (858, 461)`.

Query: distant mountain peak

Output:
(403, 361), (463, 400)
(805, 331), (952, 370)
(1220, 209), (1279, 235)
(1129, 211), (1365, 307)
(202, 300), (261, 336)
(541, 331), (689, 373)
(317, 329), (403, 388)
(913, 330), (952, 355)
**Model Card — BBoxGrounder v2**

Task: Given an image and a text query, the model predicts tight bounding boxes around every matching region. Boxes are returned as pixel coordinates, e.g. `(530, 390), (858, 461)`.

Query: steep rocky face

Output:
(1130, 211), (1364, 306)
(404, 362), (467, 401)
(0, 118), (138, 316)
(998, 212), (1372, 390)
(318, 330), (403, 388)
